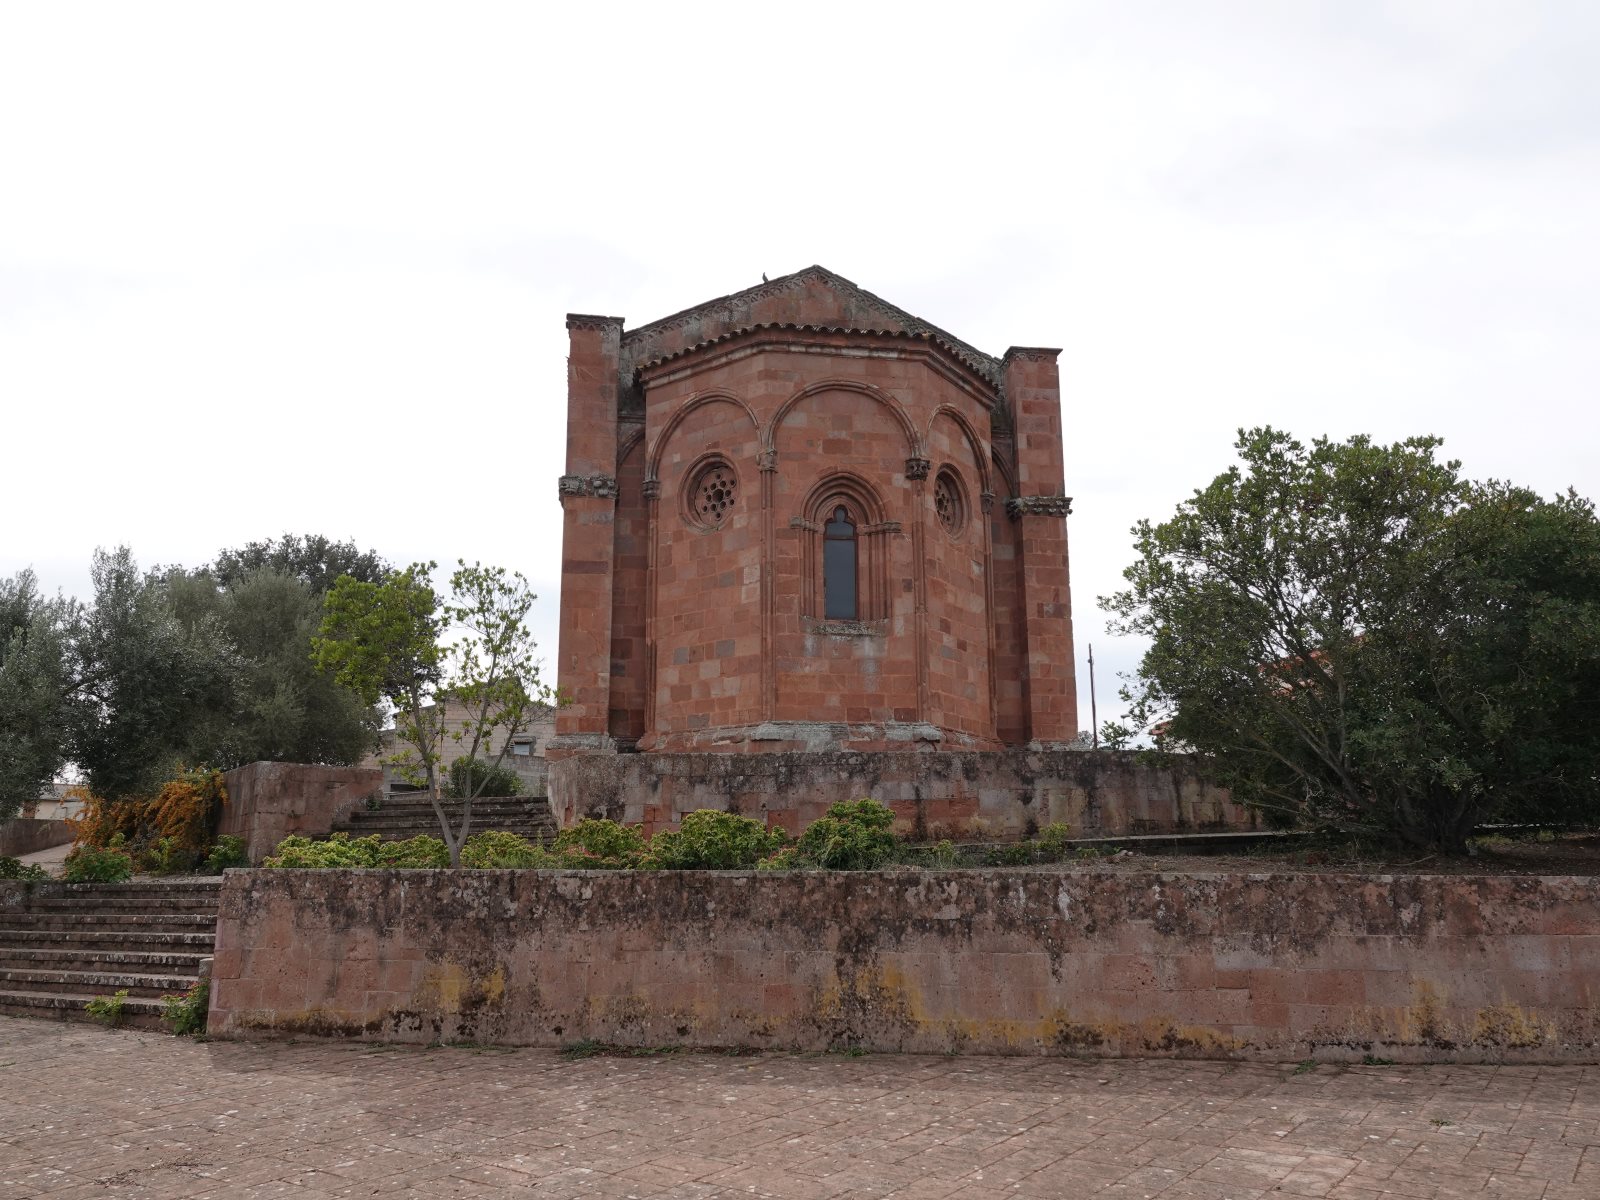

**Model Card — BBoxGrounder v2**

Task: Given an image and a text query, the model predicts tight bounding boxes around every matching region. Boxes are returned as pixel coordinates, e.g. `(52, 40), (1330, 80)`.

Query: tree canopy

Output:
(1103, 428), (1600, 852)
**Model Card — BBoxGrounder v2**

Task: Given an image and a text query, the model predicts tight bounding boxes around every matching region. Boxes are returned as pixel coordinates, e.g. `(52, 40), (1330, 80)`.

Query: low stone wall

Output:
(548, 748), (1253, 838)
(220, 763), (383, 864)
(209, 868), (1600, 1063)
(0, 818), (74, 858)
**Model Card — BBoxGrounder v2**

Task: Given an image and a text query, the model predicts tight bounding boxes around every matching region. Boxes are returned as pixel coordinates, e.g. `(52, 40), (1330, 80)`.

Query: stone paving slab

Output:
(1, 1017), (1596, 1199)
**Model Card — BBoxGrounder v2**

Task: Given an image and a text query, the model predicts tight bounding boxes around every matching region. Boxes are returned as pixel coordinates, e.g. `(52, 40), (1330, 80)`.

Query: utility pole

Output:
(1088, 643), (1098, 749)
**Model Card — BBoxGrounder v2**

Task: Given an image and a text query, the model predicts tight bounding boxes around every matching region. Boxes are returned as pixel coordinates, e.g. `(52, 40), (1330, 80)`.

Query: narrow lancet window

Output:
(823, 505), (858, 620)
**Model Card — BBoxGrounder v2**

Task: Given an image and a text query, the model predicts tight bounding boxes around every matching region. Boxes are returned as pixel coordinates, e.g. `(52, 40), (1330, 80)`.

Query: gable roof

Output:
(619, 265), (1002, 386)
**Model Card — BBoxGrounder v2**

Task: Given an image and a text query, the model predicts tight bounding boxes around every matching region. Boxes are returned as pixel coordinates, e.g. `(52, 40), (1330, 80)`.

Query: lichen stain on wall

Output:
(210, 869), (1600, 1063)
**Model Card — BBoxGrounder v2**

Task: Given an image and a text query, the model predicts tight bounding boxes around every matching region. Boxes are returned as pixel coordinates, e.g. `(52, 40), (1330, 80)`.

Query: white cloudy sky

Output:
(2, 1), (1596, 731)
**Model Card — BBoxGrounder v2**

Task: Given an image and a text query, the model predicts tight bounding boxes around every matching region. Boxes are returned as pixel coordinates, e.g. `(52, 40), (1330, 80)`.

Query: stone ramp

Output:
(330, 794), (557, 845)
(0, 879), (219, 1028)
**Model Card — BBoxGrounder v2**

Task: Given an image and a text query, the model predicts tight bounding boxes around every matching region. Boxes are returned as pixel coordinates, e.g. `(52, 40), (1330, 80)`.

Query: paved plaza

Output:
(2, 1017), (1597, 1199)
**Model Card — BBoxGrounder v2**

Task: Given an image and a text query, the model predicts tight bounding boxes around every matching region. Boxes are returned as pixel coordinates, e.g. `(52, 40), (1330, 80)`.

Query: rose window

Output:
(688, 461), (737, 528)
(934, 470), (965, 536)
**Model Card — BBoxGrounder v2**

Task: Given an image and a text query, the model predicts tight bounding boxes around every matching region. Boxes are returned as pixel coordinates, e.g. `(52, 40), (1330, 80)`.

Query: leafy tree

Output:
(312, 560), (552, 867)
(0, 570), (75, 820)
(205, 533), (390, 595)
(163, 566), (380, 767)
(1103, 428), (1600, 852)
(68, 548), (239, 800)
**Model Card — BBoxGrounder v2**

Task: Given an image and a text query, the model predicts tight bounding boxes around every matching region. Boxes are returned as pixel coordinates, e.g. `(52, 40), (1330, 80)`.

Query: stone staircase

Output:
(330, 794), (557, 845)
(0, 879), (219, 1028)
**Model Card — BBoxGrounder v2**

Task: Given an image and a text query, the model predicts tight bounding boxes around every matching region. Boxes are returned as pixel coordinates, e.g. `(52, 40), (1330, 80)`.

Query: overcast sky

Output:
(2, 1), (1596, 732)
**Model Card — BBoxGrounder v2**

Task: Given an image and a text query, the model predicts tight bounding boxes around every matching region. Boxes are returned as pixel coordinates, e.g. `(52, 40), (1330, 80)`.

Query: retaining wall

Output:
(209, 868), (1600, 1063)
(0, 818), (74, 858)
(219, 763), (383, 864)
(549, 749), (1253, 838)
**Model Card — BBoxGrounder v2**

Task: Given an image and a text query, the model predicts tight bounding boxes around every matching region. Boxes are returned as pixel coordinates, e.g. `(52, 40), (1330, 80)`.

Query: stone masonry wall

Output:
(209, 868), (1600, 1063)
(220, 762), (383, 864)
(0, 817), (74, 858)
(548, 748), (1254, 839)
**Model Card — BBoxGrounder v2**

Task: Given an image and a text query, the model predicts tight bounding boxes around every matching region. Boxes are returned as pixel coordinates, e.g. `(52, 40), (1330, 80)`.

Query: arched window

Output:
(795, 474), (894, 625)
(823, 505), (858, 619)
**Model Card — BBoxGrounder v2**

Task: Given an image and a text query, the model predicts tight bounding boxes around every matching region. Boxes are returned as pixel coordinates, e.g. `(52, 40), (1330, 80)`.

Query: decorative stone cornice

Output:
(1006, 494), (1073, 520)
(565, 313), (625, 332)
(1002, 346), (1063, 364)
(558, 474), (619, 502)
(904, 457), (930, 481)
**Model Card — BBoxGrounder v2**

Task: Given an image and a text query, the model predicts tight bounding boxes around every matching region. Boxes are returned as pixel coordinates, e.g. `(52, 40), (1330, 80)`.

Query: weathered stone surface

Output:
(549, 747), (1252, 837)
(210, 868), (1600, 1063)
(219, 762), (382, 864)
(555, 267), (1079, 757)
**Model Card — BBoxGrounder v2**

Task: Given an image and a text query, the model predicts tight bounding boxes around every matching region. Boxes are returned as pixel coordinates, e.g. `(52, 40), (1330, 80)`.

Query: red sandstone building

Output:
(554, 265), (1076, 755)
(544, 268), (1226, 837)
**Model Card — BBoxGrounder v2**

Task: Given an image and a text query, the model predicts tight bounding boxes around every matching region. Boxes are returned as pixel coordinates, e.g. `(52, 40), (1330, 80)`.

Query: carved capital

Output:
(904, 457), (931, 481)
(558, 473), (620, 503)
(758, 448), (778, 473)
(980, 491), (995, 515)
(642, 478), (662, 501)
(1006, 494), (1073, 520)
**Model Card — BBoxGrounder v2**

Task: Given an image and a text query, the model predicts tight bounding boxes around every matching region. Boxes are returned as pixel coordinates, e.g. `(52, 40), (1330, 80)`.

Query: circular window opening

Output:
(934, 469), (966, 537)
(685, 459), (738, 529)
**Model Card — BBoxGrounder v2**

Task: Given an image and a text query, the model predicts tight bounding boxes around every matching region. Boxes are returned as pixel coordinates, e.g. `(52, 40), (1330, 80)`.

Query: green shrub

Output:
(143, 835), (202, 876)
(85, 988), (129, 1026)
(0, 856), (48, 881)
(462, 830), (551, 868)
(160, 979), (209, 1036)
(794, 799), (899, 870)
(755, 847), (802, 871)
(926, 839), (960, 868)
(204, 835), (249, 873)
(376, 835), (450, 868)
(1037, 822), (1073, 857)
(985, 842), (1036, 866)
(646, 810), (787, 870)
(63, 842), (134, 883)
(444, 758), (525, 799)
(554, 818), (647, 867)
(263, 831), (449, 868)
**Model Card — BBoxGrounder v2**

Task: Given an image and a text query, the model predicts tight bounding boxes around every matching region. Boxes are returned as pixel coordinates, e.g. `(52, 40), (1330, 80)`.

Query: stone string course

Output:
(210, 868), (1600, 1064)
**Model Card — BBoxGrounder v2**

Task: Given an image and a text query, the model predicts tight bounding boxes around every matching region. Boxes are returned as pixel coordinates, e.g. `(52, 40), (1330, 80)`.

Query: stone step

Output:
(332, 819), (553, 834)
(0, 988), (171, 1029)
(341, 808), (552, 824)
(46, 880), (223, 897)
(0, 912), (218, 933)
(0, 928), (215, 948)
(0, 967), (200, 999)
(26, 895), (220, 913)
(0, 947), (208, 973)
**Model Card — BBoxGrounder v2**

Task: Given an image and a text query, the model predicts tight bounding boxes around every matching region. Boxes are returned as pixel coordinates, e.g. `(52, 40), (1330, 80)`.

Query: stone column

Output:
(551, 314), (623, 754)
(1002, 347), (1080, 746)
